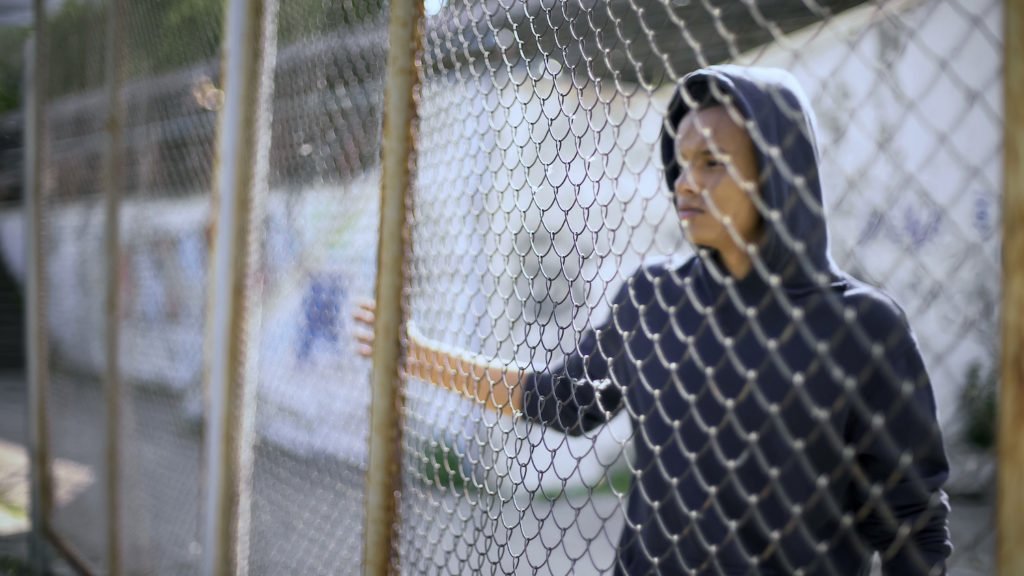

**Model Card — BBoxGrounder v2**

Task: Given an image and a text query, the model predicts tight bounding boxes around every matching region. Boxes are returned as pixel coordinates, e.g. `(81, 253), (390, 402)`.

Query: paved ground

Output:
(0, 370), (997, 575)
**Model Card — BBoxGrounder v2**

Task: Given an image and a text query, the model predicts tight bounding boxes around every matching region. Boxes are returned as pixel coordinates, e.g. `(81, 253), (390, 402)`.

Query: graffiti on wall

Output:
(854, 190), (998, 250)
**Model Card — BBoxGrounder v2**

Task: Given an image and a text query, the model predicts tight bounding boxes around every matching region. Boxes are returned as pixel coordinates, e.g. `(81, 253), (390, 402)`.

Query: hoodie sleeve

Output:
(846, 333), (952, 575)
(519, 274), (639, 436)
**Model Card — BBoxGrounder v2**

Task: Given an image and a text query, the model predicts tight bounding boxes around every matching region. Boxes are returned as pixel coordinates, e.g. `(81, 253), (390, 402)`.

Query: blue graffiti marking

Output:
(972, 193), (996, 240)
(901, 205), (943, 250)
(856, 209), (885, 245)
(854, 204), (944, 250)
(297, 274), (346, 361)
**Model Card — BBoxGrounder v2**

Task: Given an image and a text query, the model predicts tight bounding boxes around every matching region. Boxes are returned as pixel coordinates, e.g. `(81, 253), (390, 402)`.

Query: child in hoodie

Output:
(361, 66), (953, 576)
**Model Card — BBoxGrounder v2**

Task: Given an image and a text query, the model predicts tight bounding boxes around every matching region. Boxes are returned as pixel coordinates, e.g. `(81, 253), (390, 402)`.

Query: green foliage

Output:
(45, 0), (108, 96)
(550, 465), (633, 501)
(278, 0), (386, 45)
(605, 466), (633, 494)
(419, 441), (470, 491)
(0, 555), (30, 575)
(128, 0), (222, 77)
(0, 27), (29, 114)
(41, 0), (387, 99)
(962, 361), (998, 450)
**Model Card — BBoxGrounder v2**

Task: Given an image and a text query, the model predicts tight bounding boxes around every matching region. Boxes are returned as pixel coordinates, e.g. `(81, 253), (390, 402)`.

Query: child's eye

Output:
(705, 157), (724, 168)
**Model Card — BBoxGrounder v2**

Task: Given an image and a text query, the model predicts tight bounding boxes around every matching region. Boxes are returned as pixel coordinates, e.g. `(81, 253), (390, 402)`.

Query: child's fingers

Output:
(353, 328), (374, 347)
(353, 308), (375, 326)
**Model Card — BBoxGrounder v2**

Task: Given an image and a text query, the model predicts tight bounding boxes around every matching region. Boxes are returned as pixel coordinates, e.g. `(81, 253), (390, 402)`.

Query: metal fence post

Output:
(200, 0), (278, 574)
(1000, 2), (1024, 574)
(25, 1), (53, 573)
(103, 0), (125, 573)
(363, 0), (422, 572)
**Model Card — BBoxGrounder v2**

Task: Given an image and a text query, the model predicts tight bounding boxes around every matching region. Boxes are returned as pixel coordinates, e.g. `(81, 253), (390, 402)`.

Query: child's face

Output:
(672, 106), (762, 254)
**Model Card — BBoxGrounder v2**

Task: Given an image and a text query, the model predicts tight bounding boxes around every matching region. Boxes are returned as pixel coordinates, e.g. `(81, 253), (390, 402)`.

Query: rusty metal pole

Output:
(999, 1), (1024, 575)
(362, 0), (422, 572)
(200, 0), (278, 574)
(103, 0), (125, 572)
(25, 1), (53, 573)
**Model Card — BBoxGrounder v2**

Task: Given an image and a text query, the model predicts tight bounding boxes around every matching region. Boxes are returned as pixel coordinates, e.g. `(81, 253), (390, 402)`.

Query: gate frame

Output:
(998, 1), (1024, 575)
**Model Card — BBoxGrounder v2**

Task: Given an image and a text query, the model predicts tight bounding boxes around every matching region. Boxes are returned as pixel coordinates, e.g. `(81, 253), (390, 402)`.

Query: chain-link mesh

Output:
(245, 1), (387, 573)
(35, 0), (223, 573)
(16, 0), (1006, 574)
(115, 2), (223, 573)
(40, 0), (110, 570)
(399, 1), (1000, 574)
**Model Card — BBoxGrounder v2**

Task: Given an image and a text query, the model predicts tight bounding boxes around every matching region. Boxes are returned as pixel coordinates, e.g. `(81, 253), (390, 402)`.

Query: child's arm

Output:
(404, 322), (526, 418)
(354, 299), (527, 417)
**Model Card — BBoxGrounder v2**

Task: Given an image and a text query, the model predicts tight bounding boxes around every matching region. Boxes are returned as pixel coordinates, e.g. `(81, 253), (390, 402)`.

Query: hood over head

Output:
(660, 65), (842, 295)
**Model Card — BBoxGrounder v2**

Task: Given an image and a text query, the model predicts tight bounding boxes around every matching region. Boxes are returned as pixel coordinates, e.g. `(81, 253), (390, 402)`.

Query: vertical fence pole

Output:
(1000, 2), (1024, 574)
(103, 0), (125, 573)
(200, 0), (277, 575)
(363, 0), (421, 573)
(25, 1), (53, 573)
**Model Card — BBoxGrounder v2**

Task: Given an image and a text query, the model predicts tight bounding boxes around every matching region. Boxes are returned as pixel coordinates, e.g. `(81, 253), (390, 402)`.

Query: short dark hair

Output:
(660, 77), (727, 191)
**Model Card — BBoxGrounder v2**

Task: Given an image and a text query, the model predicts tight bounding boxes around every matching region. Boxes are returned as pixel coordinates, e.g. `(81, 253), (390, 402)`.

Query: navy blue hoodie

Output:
(521, 66), (951, 575)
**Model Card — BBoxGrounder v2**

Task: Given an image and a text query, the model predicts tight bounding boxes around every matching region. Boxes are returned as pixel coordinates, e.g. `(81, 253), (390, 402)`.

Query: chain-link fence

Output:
(37, 0), (109, 570)
(3, 0), (1016, 574)
(245, 2), (387, 573)
(26, 0), (225, 573)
